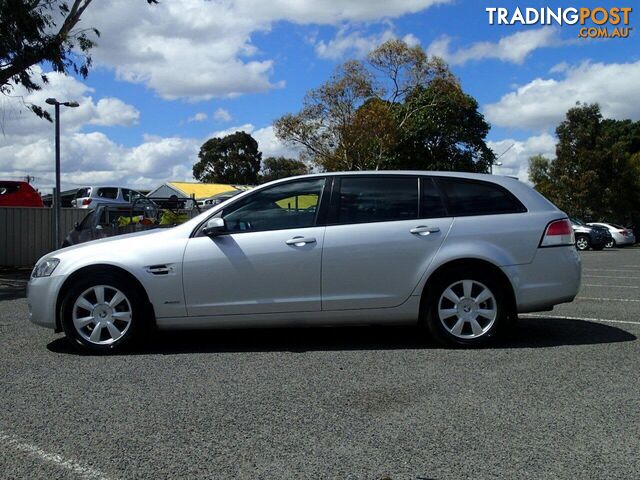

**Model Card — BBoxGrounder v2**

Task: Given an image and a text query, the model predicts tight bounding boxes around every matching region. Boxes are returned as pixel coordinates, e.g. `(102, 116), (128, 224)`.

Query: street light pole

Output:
(46, 98), (79, 249)
(54, 101), (61, 247)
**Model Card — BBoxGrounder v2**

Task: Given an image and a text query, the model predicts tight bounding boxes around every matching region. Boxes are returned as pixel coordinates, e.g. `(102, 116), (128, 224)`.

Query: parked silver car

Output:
(28, 172), (581, 352)
(587, 222), (636, 247)
(71, 186), (146, 209)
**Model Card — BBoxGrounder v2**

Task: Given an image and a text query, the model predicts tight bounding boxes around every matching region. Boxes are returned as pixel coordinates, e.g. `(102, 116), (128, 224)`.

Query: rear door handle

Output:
(286, 236), (317, 246)
(410, 225), (440, 235)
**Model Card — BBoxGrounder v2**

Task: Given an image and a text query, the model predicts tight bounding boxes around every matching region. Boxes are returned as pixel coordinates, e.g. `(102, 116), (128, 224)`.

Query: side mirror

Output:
(202, 217), (226, 237)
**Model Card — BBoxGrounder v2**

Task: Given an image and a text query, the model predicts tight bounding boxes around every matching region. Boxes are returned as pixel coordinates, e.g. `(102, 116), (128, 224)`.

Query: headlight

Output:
(32, 258), (60, 278)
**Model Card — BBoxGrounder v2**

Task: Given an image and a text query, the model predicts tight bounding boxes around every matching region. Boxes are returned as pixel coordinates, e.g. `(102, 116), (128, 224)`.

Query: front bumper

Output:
(502, 246), (581, 313)
(27, 274), (66, 329)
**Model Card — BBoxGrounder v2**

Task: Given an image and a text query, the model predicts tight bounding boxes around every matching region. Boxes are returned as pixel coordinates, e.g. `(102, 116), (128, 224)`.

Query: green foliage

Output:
(193, 131), (262, 185)
(260, 157), (310, 183)
(274, 38), (492, 173)
(0, 0), (156, 120)
(392, 80), (493, 172)
(528, 103), (640, 226)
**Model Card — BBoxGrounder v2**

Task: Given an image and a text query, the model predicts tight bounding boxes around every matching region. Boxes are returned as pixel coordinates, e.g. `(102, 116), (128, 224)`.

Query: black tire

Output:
(575, 235), (590, 251)
(60, 272), (146, 354)
(423, 267), (507, 347)
(605, 239), (616, 248)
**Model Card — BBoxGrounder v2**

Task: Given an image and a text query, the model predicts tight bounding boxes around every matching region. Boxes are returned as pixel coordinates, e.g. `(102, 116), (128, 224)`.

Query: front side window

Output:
(437, 178), (525, 216)
(336, 177), (418, 225)
(97, 188), (118, 199)
(222, 178), (325, 233)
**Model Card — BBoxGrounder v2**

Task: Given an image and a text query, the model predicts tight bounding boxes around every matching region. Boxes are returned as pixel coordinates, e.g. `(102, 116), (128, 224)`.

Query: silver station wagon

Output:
(28, 172), (581, 352)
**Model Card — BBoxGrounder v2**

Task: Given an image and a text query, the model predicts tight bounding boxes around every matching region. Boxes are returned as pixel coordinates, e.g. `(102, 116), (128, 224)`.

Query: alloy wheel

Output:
(576, 237), (589, 250)
(437, 279), (498, 339)
(72, 285), (133, 345)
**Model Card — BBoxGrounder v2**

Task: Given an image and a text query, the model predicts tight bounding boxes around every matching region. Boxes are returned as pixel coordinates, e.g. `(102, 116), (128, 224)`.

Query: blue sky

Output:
(1, 0), (638, 192)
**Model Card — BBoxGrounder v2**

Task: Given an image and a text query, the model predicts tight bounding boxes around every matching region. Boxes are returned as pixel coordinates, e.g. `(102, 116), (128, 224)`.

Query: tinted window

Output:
(121, 189), (132, 201)
(421, 177), (447, 218)
(76, 187), (91, 198)
(97, 188), (118, 199)
(223, 178), (325, 233)
(437, 178), (524, 216)
(337, 177), (418, 224)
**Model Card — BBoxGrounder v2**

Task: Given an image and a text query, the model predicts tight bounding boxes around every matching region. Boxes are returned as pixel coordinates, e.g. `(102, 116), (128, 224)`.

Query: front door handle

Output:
(286, 236), (317, 246)
(410, 225), (440, 235)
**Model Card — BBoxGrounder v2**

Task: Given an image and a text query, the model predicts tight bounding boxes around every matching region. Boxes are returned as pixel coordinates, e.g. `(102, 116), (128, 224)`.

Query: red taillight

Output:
(540, 218), (575, 247)
(82, 198), (91, 206)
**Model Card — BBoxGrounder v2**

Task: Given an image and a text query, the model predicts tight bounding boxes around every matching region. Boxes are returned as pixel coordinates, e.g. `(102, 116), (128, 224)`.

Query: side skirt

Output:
(156, 296), (421, 330)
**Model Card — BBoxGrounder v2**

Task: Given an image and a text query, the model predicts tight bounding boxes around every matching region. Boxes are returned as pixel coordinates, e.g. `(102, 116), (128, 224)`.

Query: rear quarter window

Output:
(436, 178), (526, 216)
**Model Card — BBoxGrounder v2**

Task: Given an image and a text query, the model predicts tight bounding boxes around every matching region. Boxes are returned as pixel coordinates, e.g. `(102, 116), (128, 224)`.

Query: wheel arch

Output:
(55, 264), (155, 332)
(418, 258), (517, 323)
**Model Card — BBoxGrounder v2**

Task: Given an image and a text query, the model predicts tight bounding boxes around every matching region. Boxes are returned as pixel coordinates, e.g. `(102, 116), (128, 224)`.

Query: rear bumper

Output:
(502, 246), (581, 313)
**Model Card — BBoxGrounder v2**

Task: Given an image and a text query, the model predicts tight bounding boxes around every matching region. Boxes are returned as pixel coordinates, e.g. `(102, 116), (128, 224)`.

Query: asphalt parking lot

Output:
(1, 248), (639, 480)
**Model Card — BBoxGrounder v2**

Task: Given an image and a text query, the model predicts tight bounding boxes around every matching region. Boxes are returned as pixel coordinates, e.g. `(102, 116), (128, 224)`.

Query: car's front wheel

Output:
(61, 273), (144, 353)
(424, 269), (506, 347)
(575, 235), (590, 251)
(605, 239), (616, 248)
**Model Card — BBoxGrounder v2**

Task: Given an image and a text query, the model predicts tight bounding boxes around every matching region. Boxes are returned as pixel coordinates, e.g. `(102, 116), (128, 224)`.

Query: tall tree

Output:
(392, 79), (494, 172)
(260, 157), (310, 183)
(529, 103), (640, 225)
(0, 0), (157, 120)
(193, 131), (262, 185)
(274, 39), (490, 173)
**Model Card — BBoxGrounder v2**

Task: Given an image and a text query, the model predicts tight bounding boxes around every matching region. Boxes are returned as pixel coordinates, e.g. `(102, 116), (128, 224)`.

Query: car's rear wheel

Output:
(575, 235), (590, 251)
(61, 273), (144, 353)
(424, 269), (506, 347)
(605, 239), (616, 248)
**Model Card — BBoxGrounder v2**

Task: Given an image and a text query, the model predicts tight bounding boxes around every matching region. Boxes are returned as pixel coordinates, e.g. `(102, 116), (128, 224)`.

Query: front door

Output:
(183, 178), (327, 317)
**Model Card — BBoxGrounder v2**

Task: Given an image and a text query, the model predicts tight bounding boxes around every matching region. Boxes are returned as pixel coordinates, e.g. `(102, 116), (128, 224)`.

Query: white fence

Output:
(0, 207), (88, 267)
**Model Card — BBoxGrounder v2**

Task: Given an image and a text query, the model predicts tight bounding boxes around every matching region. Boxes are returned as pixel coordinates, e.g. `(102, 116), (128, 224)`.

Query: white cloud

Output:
(487, 133), (556, 182)
(206, 123), (299, 158)
(213, 108), (232, 122)
(485, 60), (640, 131)
(187, 112), (208, 123)
(253, 125), (302, 158)
(427, 28), (560, 65)
(0, 67), (139, 142)
(315, 25), (419, 60)
(0, 58), (321, 191)
(235, 0), (450, 24)
(79, 0), (447, 100)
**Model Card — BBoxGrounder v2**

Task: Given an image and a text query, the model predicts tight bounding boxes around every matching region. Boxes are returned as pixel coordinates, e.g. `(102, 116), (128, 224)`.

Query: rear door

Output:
(321, 175), (453, 311)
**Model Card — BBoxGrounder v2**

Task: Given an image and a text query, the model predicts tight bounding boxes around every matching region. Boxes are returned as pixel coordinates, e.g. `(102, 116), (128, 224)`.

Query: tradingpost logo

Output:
(486, 6), (633, 38)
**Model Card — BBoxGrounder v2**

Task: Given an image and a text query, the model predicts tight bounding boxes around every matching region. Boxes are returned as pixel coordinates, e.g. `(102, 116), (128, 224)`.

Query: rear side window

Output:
(436, 178), (525, 216)
(97, 188), (118, 199)
(337, 177), (418, 224)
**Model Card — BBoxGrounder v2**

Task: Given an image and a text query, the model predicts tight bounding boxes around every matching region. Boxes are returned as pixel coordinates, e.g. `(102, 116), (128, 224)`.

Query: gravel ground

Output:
(1, 248), (639, 479)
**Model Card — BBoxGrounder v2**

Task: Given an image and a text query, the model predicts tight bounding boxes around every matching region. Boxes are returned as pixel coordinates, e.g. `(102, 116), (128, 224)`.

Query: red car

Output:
(0, 181), (44, 207)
